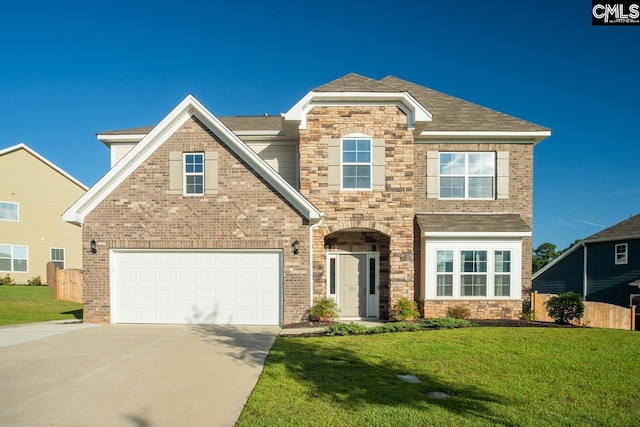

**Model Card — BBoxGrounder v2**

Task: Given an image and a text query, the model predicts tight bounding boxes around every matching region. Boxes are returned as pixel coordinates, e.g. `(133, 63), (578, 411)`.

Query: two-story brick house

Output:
(63, 73), (550, 325)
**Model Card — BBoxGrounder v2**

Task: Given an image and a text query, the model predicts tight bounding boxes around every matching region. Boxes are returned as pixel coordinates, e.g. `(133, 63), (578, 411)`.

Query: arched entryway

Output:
(323, 227), (391, 319)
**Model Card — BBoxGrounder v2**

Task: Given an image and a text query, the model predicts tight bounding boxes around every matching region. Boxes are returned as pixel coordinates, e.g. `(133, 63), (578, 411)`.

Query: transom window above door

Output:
(342, 138), (372, 190)
(439, 152), (495, 199)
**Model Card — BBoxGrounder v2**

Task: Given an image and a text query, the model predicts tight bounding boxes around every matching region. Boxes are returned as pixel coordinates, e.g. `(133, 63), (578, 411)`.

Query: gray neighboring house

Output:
(533, 214), (640, 328)
(64, 73), (551, 325)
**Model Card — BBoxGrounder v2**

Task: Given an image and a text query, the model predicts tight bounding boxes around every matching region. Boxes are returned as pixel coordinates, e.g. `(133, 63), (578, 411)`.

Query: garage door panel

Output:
(112, 251), (281, 325)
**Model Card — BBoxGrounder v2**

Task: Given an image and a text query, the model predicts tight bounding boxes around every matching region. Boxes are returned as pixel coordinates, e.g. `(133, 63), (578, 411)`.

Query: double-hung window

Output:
(51, 248), (65, 269)
(342, 138), (372, 190)
(615, 243), (628, 265)
(184, 153), (204, 195)
(436, 250), (454, 296)
(460, 250), (487, 296)
(494, 250), (511, 297)
(0, 244), (28, 272)
(0, 202), (18, 221)
(439, 152), (495, 199)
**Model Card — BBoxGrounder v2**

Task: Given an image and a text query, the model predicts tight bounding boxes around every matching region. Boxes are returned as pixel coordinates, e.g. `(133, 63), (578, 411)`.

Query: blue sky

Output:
(1, 0), (638, 250)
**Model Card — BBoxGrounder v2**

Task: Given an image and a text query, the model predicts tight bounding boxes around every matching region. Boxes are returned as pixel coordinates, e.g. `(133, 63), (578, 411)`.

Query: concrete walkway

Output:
(0, 322), (279, 427)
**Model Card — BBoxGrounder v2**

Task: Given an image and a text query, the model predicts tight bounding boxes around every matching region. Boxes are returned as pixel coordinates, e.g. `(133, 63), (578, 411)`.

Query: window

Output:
(494, 250), (511, 297)
(51, 248), (65, 269)
(184, 153), (204, 195)
(0, 202), (18, 221)
(439, 152), (495, 199)
(615, 244), (628, 265)
(436, 250), (454, 296)
(0, 244), (28, 272)
(342, 138), (371, 189)
(425, 241), (522, 300)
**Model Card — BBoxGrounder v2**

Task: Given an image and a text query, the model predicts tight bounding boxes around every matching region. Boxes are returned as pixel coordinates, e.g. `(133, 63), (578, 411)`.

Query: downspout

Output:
(582, 242), (588, 301)
(309, 217), (323, 308)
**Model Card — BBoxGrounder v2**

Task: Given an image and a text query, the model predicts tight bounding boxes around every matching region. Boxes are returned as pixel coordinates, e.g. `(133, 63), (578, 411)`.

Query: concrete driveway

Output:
(0, 321), (279, 427)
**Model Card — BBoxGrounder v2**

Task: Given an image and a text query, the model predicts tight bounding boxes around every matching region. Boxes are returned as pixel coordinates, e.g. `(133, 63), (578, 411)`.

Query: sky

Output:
(1, 0), (638, 250)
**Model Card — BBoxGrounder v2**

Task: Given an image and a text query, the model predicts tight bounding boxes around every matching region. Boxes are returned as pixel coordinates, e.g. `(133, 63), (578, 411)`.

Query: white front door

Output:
(328, 252), (379, 318)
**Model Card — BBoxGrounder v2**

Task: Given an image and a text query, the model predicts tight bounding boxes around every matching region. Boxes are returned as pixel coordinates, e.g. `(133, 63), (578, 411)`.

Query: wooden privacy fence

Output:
(46, 262), (83, 303)
(532, 291), (635, 331)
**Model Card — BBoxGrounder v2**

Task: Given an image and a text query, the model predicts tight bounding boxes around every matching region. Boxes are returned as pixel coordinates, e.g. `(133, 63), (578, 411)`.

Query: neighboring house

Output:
(0, 143), (87, 284)
(533, 214), (640, 325)
(63, 73), (550, 325)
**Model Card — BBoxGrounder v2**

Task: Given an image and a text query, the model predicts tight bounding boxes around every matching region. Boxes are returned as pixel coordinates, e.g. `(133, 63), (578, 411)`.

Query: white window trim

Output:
(438, 152), (495, 200)
(425, 239), (522, 300)
(0, 201), (19, 222)
(615, 243), (628, 265)
(50, 247), (65, 269)
(340, 135), (373, 191)
(183, 152), (205, 196)
(0, 244), (28, 273)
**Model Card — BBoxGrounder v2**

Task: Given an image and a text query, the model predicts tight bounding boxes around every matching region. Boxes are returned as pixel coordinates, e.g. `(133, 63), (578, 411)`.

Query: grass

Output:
(0, 285), (83, 326)
(237, 327), (640, 426)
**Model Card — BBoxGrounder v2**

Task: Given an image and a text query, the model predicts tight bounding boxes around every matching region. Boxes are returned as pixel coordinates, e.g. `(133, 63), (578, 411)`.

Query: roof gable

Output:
(63, 95), (321, 225)
(583, 213), (640, 243)
(0, 143), (88, 191)
(313, 73), (398, 93)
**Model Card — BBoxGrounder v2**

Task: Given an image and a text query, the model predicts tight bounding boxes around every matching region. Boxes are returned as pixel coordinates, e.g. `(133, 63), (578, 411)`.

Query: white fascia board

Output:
(234, 130), (283, 137)
(98, 134), (147, 146)
(418, 130), (551, 144)
(1, 143), (88, 191)
(423, 231), (532, 238)
(284, 91), (432, 130)
(63, 95), (322, 225)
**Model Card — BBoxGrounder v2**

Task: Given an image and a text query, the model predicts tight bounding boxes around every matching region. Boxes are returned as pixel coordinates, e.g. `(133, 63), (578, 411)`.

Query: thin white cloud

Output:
(611, 188), (640, 197)
(572, 219), (605, 228)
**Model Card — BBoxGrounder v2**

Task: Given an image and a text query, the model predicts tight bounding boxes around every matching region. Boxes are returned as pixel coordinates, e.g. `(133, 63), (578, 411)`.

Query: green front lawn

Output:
(238, 327), (640, 426)
(0, 285), (83, 326)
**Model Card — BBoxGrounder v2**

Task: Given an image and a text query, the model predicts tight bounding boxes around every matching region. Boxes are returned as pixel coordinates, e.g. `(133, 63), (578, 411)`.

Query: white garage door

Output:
(111, 250), (282, 325)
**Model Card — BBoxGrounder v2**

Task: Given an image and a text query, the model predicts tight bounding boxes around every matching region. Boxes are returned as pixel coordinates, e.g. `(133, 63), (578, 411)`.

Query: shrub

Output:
(446, 305), (471, 319)
(27, 276), (42, 286)
(422, 317), (472, 329)
(545, 292), (585, 325)
(370, 322), (423, 334)
(323, 322), (370, 336)
(520, 310), (537, 322)
(0, 275), (14, 286)
(391, 298), (420, 321)
(309, 297), (340, 322)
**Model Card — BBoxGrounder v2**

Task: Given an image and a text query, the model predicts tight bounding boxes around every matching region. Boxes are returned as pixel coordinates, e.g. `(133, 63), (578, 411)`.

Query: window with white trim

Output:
(341, 138), (372, 190)
(50, 248), (65, 269)
(184, 153), (204, 195)
(0, 202), (18, 221)
(425, 240), (521, 300)
(0, 244), (28, 272)
(439, 152), (495, 199)
(615, 243), (628, 265)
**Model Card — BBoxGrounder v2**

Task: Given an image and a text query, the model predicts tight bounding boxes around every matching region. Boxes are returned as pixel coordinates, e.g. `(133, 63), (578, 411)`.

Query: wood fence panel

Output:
(46, 262), (83, 303)
(531, 291), (635, 330)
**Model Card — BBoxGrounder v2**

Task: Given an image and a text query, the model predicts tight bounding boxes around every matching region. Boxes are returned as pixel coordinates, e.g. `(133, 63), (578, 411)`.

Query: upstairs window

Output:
(439, 152), (495, 199)
(342, 138), (372, 190)
(184, 153), (204, 195)
(0, 202), (18, 221)
(615, 243), (628, 265)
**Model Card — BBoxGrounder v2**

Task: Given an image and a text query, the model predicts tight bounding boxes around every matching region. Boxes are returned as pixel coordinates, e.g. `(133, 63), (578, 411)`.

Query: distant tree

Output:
(532, 242), (558, 273)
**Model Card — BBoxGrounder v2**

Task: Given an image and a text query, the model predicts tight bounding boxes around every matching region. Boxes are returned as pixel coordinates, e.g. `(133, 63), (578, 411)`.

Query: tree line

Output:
(532, 240), (582, 273)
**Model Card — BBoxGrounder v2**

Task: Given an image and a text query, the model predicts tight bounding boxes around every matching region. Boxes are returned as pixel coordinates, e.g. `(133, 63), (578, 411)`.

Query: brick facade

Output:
(82, 116), (310, 324)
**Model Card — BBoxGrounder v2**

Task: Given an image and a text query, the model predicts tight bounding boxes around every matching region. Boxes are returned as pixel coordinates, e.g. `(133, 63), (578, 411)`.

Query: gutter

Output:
(309, 217), (323, 309)
(582, 242), (588, 301)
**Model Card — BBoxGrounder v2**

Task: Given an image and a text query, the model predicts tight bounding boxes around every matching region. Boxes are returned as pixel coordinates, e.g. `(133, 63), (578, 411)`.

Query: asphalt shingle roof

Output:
(416, 213), (531, 233)
(583, 213), (640, 243)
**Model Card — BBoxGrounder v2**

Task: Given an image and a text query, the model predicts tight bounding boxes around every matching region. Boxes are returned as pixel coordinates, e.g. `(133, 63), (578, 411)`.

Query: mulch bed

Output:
(281, 319), (575, 330)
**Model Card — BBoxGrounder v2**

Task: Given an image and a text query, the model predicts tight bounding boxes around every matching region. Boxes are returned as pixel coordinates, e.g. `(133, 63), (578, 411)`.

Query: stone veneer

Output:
(298, 106), (415, 318)
(423, 299), (523, 320)
(82, 116), (310, 324)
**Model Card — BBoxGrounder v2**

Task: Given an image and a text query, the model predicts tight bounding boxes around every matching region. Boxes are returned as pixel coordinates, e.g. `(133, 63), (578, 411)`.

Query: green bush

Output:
(422, 317), (472, 329)
(370, 322), (423, 333)
(520, 310), (537, 321)
(446, 305), (471, 319)
(545, 292), (585, 325)
(0, 275), (14, 286)
(391, 298), (420, 321)
(27, 276), (42, 286)
(323, 322), (370, 336)
(309, 297), (340, 322)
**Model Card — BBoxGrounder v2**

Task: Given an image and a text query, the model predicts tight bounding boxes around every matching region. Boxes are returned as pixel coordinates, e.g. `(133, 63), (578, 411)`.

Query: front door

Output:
(631, 295), (640, 331)
(328, 252), (379, 318)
